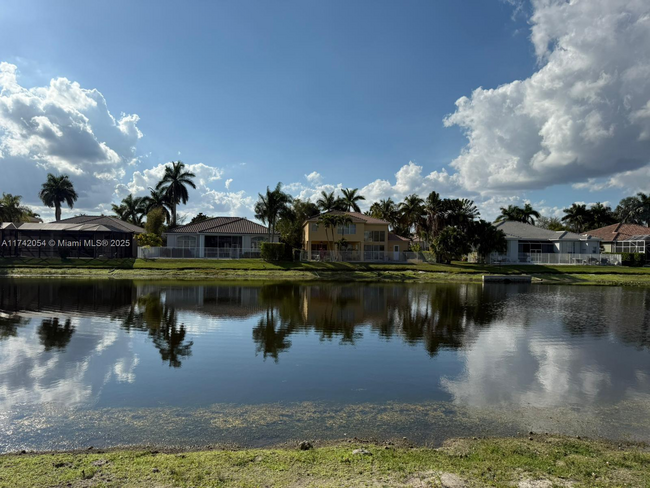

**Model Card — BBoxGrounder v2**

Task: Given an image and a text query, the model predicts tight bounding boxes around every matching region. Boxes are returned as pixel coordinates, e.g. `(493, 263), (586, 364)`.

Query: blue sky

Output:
(0, 0), (648, 222)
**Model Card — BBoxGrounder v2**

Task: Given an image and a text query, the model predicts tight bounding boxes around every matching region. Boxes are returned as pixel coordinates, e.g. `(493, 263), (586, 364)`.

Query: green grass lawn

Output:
(1, 436), (648, 487)
(3, 257), (650, 286)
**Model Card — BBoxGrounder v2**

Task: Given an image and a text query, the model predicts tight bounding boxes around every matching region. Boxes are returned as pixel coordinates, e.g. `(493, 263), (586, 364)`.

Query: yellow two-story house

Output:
(303, 211), (410, 261)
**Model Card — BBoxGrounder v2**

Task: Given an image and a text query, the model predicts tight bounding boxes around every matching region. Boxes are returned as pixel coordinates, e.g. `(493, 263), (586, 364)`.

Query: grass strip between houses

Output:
(0, 436), (648, 487)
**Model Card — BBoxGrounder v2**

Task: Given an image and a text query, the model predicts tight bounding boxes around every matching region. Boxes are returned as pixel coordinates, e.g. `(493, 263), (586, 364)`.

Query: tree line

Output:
(496, 193), (650, 234)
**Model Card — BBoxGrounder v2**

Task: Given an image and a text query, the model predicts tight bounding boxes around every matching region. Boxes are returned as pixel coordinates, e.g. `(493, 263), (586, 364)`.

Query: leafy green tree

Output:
(469, 220), (507, 263)
(144, 208), (166, 236)
(340, 188), (365, 212)
(254, 182), (293, 241)
(39, 173), (78, 221)
(422, 191), (445, 244)
(432, 226), (470, 264)
(276, 199), (319, 250)
(189, 212), (211, 224)
(536, 215), (566, 231)
(155, 161), (197, 227)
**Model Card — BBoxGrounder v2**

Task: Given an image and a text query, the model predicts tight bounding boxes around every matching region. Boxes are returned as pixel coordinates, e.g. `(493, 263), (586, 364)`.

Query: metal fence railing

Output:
(488, 253), (622, 266)
(138, 247), (262, 259)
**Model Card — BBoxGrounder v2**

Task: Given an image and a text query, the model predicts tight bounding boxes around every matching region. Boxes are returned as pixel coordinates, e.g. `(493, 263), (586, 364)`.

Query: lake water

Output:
(0, 278), (649, 452)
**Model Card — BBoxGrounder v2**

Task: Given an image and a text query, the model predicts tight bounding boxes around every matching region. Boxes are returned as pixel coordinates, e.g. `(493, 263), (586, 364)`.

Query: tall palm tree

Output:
(635, 192), (650, 226)
(340, 188), (365, 212)
(254, 183), (293, 240)
(399, 194), (424, 237)
(316, 190), (342, 212)
(369, 198), (397, 223)
(155, 161), (196, 227)
(562, 203), (590, 233)
(423, 191), (445, 243)
(113, 194), (146, 225)
(141, 187), (172, 224)
(39, 173), (78, 221)
(588, 202), (615, 230)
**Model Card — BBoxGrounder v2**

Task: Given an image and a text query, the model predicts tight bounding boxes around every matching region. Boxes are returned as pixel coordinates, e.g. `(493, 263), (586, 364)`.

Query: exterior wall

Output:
(506, 239), (519, 261)
(601, 242), (614, 253)
(389, 240), (410, 253)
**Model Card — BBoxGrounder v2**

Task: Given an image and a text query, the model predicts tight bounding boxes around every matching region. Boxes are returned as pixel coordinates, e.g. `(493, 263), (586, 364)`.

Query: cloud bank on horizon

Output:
(0, 0), (649, 222)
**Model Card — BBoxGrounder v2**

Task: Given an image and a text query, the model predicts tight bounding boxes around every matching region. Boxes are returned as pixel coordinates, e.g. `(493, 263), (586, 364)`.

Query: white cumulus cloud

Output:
(444, 0), (650, 194)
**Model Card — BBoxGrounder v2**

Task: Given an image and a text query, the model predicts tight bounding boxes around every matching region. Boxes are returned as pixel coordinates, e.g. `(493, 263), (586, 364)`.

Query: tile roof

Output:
(57, 215), (145, 233)
(305, 211), (390, 225)
(494, 221), (599, 241)
(167, 217), (269, 234)
(13, 222), (115, 232)
(585, 223), (650, 242)
(388, 232), (410, 241)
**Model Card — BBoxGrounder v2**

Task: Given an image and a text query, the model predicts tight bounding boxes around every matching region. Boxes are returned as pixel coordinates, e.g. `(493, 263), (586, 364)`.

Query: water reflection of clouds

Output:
(0, 315), (139, 412)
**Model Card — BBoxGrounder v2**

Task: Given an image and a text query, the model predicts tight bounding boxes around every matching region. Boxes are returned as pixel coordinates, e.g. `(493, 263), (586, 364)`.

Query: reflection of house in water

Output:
(0, 279), (137, 317)
(138, 284), (266, 319)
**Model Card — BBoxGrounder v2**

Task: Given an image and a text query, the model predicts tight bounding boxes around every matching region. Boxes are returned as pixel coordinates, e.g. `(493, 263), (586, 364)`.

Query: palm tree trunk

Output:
(171, 203), (177, 227)
(55, 203), (61, 222)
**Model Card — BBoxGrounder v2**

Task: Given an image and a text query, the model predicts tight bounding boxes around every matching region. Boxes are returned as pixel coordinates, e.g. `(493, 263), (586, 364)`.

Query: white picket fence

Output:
(487, 253), (622, 266)
(138, 247), (262, 259)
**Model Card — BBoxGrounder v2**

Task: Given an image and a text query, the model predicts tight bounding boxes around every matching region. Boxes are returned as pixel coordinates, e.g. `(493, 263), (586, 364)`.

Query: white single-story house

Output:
(493, 221), (601, 263)
(164, 217), (277, 258)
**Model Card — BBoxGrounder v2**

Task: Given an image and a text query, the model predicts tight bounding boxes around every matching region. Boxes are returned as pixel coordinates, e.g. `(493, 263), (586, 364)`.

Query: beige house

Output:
(303, 211), (410, 261)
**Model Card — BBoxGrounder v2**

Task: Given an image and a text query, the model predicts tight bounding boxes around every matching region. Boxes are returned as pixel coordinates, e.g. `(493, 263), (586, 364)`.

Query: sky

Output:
(0, 0), (649, 223)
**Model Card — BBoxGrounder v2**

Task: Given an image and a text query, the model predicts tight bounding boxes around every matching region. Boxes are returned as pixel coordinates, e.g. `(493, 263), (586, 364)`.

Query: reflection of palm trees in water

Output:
(121, 293), (193, 368)
(252, 283), (505, 360)
(0, 315), (30, 341)
(252, 308), (292, 362)
(38, 317), (75, 351)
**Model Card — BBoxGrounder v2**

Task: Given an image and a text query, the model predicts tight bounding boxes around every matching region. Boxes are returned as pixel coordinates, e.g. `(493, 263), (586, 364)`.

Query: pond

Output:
(0, 278), (649, 452)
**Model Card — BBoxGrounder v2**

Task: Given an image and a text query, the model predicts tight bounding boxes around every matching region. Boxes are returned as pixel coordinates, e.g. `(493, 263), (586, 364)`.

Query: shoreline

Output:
(1, 435), (648, 487)
(3, 265), (650, 286)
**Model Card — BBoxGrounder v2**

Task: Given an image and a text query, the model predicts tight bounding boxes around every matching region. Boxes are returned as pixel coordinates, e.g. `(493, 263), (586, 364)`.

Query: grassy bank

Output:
(1, 436), (648, 487)
(2, 258), (650, 285)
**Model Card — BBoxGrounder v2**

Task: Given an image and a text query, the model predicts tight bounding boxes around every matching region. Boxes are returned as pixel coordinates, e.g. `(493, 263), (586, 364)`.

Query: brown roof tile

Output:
(167, 217), (269, 234)
(586, 223), (650, 242)
(388, 232), (410, 241)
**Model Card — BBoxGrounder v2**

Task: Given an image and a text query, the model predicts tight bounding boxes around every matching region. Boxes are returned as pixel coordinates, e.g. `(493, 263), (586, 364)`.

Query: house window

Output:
(364, 231), (385, 242)
(251, 236), (267, 249)
(614, 241), (646, 253)
(337, 224), (357, 235)
(364, 245), (385, 252)
(177, 236), (197, 248)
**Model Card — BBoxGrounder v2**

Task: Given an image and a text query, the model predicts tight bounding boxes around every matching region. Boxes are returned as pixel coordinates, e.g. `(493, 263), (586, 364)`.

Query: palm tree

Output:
(316, 190), (343, 212)
(520, 203), (540, 225)
(317, 213), (353, 251)
(588, 202), (615, 230)
(340, 188), (365, 212)
(155, 161), (196, 227)
(114, 194), (146, 225)
(635, 192), (650, 226)
(495, 205), (522, 223)
(422, 191), (445, 243)
(254, 183), (293, 240)
(398, 194), (424, 238)
(0, 194), (31, 222)
(562, 203), (590, 233)
(369, 198), (398, 225)
(141, 187), (172, 224)
(444, 198), (479, 232)
(39, 173), (78, 221)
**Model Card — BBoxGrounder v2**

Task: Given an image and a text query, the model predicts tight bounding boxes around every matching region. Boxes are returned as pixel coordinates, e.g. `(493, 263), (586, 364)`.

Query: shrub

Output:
(634, 253), (645, 267)
(260, 242), (287, 261)
(135, 233), (163, 248)
(144, 208), (166, 236)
